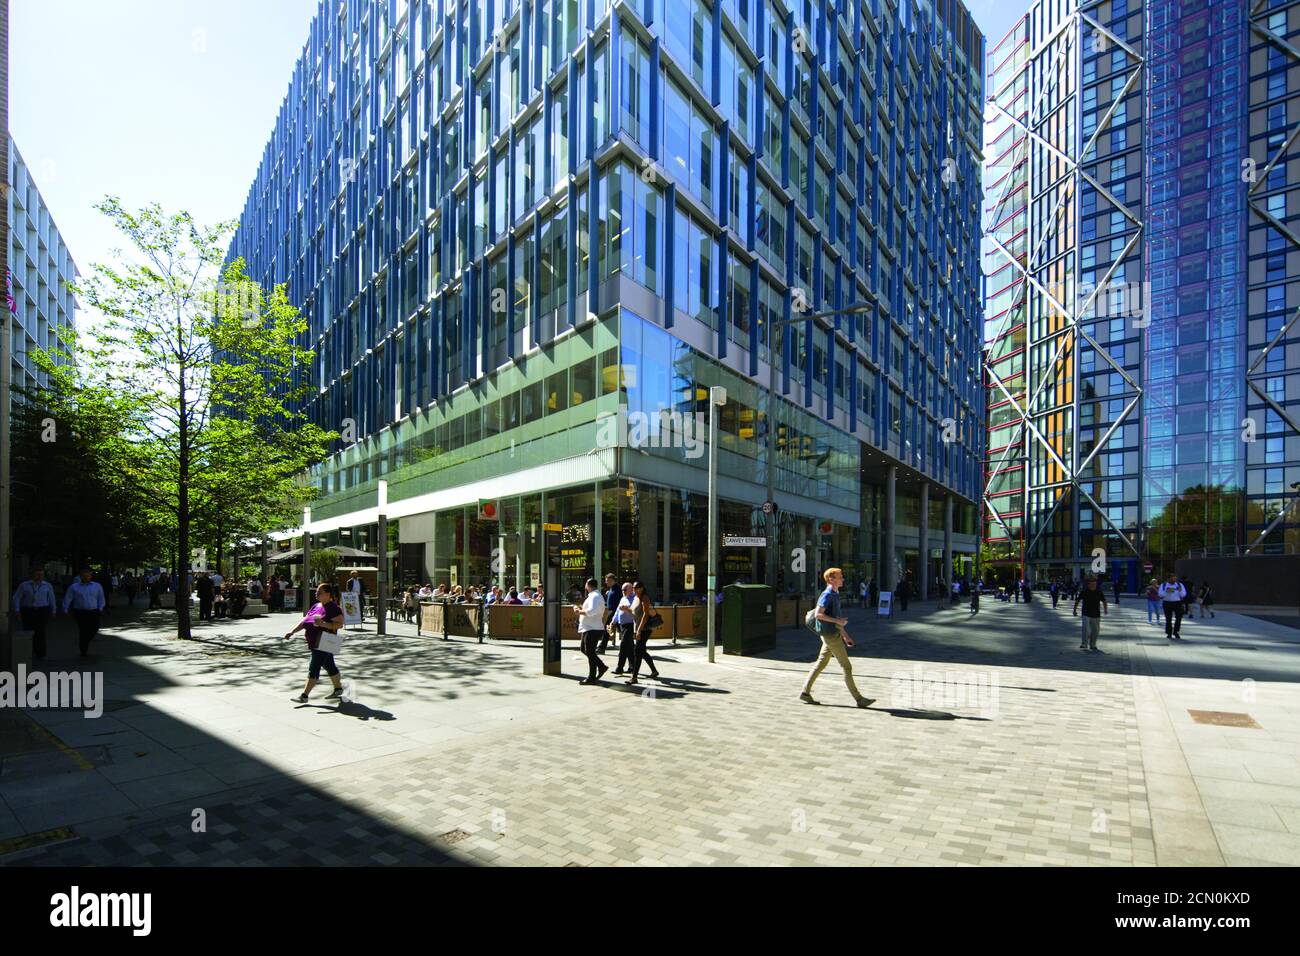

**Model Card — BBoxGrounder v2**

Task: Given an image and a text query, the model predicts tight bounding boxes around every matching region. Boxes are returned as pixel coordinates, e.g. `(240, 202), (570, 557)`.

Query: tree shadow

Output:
(1, 614), (471, 867)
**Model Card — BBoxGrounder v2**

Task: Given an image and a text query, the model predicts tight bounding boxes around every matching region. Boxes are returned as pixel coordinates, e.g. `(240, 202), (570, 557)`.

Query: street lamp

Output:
(706, 384), (727, 663)
(764, 299), (875, 591)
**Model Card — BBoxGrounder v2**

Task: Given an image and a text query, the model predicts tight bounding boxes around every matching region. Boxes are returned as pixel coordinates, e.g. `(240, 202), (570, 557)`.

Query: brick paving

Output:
(2, 595), (1297, 866)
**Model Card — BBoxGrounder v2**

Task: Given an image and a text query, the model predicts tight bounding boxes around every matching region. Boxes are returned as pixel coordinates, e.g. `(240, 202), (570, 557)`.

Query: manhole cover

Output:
(440, 829), (471, 844)
(1188, 710), (1261, 728)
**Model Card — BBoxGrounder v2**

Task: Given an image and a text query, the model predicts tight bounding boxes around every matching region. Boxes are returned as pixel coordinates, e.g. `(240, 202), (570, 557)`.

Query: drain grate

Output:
(0, 826), (77, 857)
(440, 828), (472, 844)
(1188, 710), (1261, 728)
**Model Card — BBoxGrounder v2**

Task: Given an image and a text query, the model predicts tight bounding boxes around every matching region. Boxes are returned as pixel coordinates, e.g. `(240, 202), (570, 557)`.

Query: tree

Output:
(61, 198), (336, 639)
(10, 373), (167, 569)
(310, 548), (342, 587)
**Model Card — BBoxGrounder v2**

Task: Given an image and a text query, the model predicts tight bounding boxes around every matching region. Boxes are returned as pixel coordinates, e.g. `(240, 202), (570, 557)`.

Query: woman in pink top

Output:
(283, 583), (346, 703)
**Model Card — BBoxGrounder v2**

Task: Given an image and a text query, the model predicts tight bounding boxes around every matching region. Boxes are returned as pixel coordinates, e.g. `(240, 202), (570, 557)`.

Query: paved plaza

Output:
(2, 594), (1299, 866)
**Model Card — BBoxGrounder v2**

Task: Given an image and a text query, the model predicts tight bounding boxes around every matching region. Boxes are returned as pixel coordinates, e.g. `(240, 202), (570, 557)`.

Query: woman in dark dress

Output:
(627, 582), (661, 686)
(283, 583), (346, 703)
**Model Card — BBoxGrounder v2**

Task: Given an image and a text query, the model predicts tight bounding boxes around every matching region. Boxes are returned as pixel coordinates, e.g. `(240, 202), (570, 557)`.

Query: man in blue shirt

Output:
(12, 566), (57, 660)
(599, 573), (619, 654)
(801, 567), (873, 708)
(63, 566), (107, 657)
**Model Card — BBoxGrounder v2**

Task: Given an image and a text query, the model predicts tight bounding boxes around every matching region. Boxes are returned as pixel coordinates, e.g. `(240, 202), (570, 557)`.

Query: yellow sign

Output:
(543, 522), (563, 532)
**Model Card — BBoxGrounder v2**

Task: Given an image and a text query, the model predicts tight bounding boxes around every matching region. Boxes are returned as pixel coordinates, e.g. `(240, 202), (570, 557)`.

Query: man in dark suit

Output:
(196, 573), (215, 621)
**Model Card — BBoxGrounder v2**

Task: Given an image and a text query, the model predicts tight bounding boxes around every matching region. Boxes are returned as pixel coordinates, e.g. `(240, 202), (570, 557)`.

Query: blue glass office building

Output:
(983, 0), (1300, 591)
(230, 0), (986, 598)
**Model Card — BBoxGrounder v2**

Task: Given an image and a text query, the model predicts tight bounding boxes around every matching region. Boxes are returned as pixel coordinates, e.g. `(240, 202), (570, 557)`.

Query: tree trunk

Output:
(176, 332), (192, 641)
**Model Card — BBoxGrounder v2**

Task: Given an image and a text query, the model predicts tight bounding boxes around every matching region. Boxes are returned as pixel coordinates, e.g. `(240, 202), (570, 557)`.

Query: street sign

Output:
(877, 591), (893, 617)
(723, 535), (767, 548)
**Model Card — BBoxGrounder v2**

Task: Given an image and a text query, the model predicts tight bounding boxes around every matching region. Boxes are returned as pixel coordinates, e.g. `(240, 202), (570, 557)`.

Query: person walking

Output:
(1049, 580), (1060, 609)
(1199, 581), (1216, 619)
(612, 582), (638, 677)
(896, 576), (910, 612)
(196, 572), (214, 621)
(969, 585), (980, 616)
(12, 566), (57, 660)
(800, 568), (872, 708)
(1145, 578), (1160, 625)
(599, 573), (619, 654)
(63, 567), (107, 657)
(575, 578), (609, 686)
(1112, 577), (1121, 606)
(869, 578), (878, 609)
(627, 582), (661, 686)
(1158, 573), (1186, 641)
(1179, 576), (1195, 621)
(1072, 576), (1109, 652)
(283, 583), (347, 702)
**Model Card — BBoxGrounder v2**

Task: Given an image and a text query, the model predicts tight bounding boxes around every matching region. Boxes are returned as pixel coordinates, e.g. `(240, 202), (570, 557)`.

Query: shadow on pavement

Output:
(1, 610), (471, 866)
(754, 599), (1300, 685)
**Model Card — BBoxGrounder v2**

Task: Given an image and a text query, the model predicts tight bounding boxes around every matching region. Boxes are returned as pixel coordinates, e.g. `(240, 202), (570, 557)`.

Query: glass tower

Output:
(982, 0), (1300, 588)
(230, 0), (986, 599)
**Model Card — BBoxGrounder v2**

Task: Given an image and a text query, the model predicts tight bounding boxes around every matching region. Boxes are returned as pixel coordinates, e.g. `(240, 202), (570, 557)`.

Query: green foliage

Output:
(27, 197), (337, 638)
(310, 547), (342, 583)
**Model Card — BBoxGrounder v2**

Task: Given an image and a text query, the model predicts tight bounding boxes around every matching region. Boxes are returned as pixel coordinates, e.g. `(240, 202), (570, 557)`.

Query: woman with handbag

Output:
(283, 583), (346, 703)
(627, 581), (661, 685)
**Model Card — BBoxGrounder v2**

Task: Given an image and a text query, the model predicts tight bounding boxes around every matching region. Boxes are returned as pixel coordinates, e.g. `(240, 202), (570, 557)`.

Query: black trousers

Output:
(616, 621), (636, 671)
(580, 629), (606, 681)
(1163, 602), (1183, 637)
(72, 609), (101, 655)
(632, 628), (656, 677)
(598, 615), (614, 653)
(199, 597), (213, 620)
(21, 606), (51, 658)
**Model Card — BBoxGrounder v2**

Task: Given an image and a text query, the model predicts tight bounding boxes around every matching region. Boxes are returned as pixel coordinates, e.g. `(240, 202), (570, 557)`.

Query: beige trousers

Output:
(802, 631), (863, 700)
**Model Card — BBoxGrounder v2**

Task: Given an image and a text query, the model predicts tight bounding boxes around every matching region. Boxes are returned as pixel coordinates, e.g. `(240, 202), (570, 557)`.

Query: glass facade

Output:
(233, 0), (986, 599)
(7, 140), (78, 406)
(982, 0), (1300, 586)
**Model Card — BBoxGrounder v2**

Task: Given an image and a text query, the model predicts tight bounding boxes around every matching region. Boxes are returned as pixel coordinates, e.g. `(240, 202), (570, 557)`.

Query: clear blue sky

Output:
(11, 0), (320, 282)
(12, 0), (1024, 293)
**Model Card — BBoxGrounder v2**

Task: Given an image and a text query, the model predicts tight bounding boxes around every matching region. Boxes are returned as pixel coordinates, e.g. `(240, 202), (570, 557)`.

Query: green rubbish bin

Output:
(722, 583), (776, 655)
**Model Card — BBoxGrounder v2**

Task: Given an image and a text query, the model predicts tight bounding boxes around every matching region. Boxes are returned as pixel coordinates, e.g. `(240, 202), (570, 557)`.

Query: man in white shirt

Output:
(63, 567), (107, 657)
(574, 578), (610, 685)
(12, 566), (57, 659)
(210, 570), (224, 590)
(1158, 572), (1187, 641)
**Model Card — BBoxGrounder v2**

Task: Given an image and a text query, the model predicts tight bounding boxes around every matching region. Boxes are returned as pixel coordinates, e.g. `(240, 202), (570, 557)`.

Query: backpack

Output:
(804, 607), (820, 634)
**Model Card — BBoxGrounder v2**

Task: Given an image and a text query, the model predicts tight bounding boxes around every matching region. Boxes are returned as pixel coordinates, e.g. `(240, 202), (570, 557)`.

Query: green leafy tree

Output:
(310, 547), (342, 586)
(56, 198), (336, 639)
(10, 376), (167, 569)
